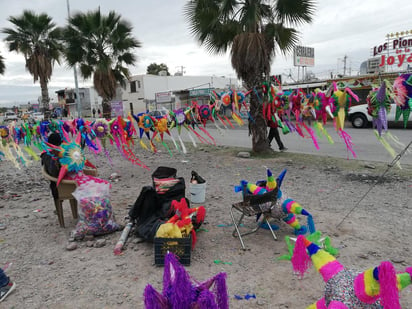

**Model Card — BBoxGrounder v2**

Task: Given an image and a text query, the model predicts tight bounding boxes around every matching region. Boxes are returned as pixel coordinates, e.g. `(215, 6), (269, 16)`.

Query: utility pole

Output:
(343, 55), (347, 76)
(176, 65), (185, 76)
(66, 0), (82, 118)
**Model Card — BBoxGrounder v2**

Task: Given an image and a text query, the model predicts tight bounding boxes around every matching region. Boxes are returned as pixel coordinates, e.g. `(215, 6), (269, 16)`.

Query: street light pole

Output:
(66, 0), (82, 118)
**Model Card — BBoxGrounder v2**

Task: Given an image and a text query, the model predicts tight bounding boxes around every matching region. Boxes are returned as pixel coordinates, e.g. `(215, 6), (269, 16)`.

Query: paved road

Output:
(175, 124), (412, 165)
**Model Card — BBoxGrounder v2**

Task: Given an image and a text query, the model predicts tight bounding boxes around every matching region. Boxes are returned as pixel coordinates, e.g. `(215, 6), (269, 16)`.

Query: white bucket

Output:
(189, 182), (206, 204)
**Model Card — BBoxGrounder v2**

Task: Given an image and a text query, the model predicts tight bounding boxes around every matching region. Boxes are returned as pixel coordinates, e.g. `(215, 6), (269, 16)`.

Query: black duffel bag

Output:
(128, 167), (186, 241)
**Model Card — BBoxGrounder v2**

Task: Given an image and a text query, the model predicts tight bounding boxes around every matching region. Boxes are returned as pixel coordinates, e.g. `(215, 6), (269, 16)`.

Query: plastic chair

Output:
(230, 186), (280, 250)
(42, 167), (98, 227)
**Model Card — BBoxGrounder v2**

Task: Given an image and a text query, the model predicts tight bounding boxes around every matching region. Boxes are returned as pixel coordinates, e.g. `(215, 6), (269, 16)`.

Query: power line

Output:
(336, 140), (412, 229)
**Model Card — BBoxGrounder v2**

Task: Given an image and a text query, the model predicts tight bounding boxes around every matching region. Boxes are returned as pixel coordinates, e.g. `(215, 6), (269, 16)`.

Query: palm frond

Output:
(62, 8), (140, 101)
(0, 54), (5, 75)
(274, 0), (316, 26)
(264, 23), (299, 55)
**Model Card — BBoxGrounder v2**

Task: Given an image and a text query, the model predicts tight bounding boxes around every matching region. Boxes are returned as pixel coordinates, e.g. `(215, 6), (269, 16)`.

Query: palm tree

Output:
(0, 54), (5, 75)
(147, 63), (171, 76)
(2, 10), (63, 119)
(184, 0), (315, 153)
(63, 8), (141, 118)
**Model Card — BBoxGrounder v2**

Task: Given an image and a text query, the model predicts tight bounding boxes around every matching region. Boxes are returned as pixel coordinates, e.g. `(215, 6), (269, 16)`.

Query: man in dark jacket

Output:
(267, 118), (287, 152)
(40, 133), (62, 200)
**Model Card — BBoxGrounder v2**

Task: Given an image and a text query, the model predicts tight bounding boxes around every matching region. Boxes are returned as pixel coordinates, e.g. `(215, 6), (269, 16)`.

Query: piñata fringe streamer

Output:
(321, 126), (334, 144)
(338, 128), (356, 158)
(294, 123), (305, 138)
(379, 261), (401, 309)
(178, 135), (187, 154)
(188, 126), (209, 144)
(121, 143), (150, 170)
(374, 130), (402, 169)
(144, 285), (169, 308)
(103, 148), (113, 166)
(150, 140), (157, 153)
(302, 123), (319, 150)
(112, 136), (128, 160)
(224, 116), (234, 129)
(323, 236), (339, 256)
(139, 139), (149, 151)
(284, 119), (296, 133)
(91, 147), (99, 162)
(277, 236), (295, 261)
(23, 146), (40, 161)
(161, 140), (173, 157)
(0, 143), (20, 169)
(186, 129), (197, 148)
(291, 235), (312, 279)
(89, 137), (102, 155)
(307, 215), (316, 234)
(213, 120), (225, 136)
(216, 114), (228, 129)
(231, 112), (244, 127)
(313, 122), (334, 144)
(198, 126), (216, 145)
(12, 142), (29, 167)
(386, 132), (409, 153)
(169, 132), (180, 151)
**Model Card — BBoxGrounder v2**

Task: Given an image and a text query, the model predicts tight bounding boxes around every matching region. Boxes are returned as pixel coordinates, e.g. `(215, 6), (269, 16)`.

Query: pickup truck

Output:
(348, 103), (412, 128)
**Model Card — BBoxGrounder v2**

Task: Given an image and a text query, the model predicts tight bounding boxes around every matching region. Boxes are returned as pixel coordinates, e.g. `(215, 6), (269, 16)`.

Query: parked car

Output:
(348, 103), (412, 128)
(31, 112), (44, 122)
(148, 110), (168, 118)
(4, 112), (18, 122)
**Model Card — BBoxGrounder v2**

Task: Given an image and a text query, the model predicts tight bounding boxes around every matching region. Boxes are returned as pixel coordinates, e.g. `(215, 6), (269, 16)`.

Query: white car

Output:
(348, 103), (412, 128)
(31, 112), (45, 122)
(4, 111), (18, 122)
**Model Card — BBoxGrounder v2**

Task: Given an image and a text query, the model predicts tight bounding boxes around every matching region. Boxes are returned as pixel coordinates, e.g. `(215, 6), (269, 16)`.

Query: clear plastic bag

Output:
(72, 180), (119, 238)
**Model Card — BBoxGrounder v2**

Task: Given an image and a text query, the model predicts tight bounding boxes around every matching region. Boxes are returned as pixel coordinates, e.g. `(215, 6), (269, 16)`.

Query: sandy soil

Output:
(0, 143), (411, 308)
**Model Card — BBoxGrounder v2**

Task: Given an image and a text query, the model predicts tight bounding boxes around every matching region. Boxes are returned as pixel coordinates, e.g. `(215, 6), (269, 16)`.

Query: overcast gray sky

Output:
(0, 0), (411, 106)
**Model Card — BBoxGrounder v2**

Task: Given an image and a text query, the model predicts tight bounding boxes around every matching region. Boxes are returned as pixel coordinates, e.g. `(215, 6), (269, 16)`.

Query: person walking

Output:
(267, 117), (287, 152)
(97, 108), (102, 118)
(92, 108), (96, 118)
(0, 267), (16, 302)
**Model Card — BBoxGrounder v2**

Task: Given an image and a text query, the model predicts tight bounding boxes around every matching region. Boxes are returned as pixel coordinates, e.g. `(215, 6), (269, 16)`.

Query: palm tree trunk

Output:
(40, 77), (50, 120)
(102, 99), (111, 119)
(246, 80), (271, 153)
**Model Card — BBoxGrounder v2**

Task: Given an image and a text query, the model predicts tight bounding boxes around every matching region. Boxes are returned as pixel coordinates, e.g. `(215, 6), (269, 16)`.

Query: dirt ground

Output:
(0, 143), (411, 308)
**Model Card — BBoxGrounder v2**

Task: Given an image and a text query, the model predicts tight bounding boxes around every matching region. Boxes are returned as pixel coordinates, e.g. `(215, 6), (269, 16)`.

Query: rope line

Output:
(336, 139), (412, 229)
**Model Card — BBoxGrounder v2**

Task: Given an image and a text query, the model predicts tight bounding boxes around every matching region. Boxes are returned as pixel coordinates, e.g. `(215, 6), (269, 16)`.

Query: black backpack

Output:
(128, 167), (186, 241)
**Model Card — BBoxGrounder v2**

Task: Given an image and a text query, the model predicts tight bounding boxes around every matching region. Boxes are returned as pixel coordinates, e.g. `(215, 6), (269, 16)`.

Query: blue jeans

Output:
(0, 268), (9, 287)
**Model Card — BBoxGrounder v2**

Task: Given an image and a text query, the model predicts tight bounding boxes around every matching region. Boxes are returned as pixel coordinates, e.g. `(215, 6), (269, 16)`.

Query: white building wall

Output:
(89, 87), (103, 116)
(122, 75), (146, 116)
(122, 74), (238, 116)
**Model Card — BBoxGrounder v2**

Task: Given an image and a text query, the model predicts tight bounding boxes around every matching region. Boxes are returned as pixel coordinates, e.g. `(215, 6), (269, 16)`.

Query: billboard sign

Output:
(111, 101), (123, 117)
(155, 91), (172, 103)
(371, 30), (412, 68)
(189, 88), (212, 97)
(294, 46), (315, 67)
(32, 103), (39, 112)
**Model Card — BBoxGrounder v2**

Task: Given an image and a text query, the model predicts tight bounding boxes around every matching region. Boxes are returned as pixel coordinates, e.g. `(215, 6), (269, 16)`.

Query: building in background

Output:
(121, 74), (238, 116)
(55, 87), (102, 117)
